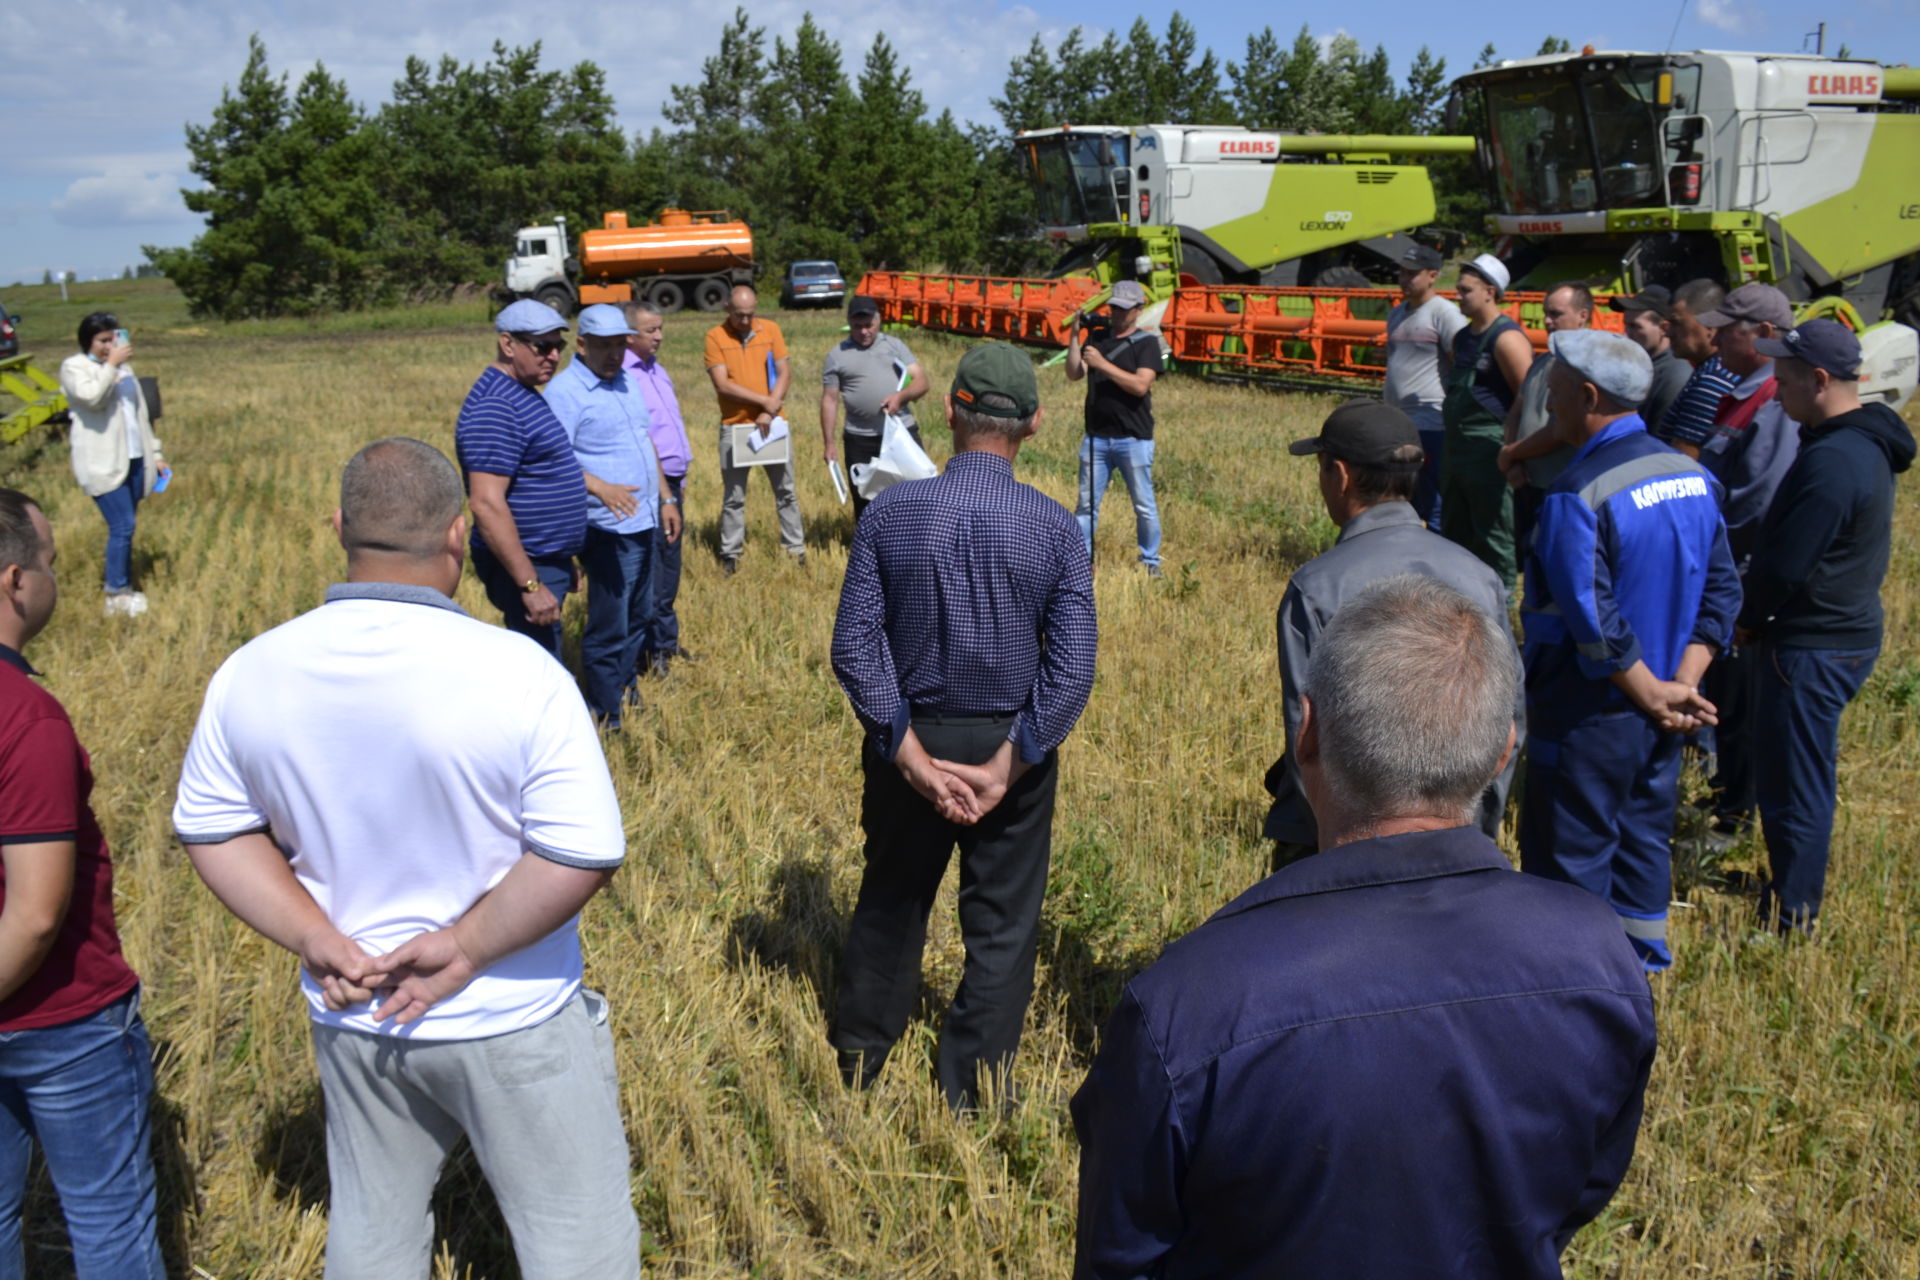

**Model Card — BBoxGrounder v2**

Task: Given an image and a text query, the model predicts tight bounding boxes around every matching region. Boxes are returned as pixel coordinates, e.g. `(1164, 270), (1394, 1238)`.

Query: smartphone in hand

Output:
(114, 328), (130, 347)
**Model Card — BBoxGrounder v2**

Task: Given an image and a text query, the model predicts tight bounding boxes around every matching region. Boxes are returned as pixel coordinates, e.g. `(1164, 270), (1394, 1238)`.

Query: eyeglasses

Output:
(510, 333), (568, 355)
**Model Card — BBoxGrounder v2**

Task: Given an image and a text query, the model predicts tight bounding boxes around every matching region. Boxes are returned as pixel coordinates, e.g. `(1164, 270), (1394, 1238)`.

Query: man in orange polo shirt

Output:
(705, 285), (804, 572)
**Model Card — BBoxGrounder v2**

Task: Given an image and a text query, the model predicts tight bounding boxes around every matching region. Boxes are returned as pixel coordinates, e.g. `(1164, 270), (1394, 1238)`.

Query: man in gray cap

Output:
(1679, 281), (1802, 847)
(1519, 329), (1740, 971)
(820, 295), (931, 520)
(1385, 243), (1467, 530)
(455, 300), (588, 656)
(1262, 400), (1524, 870)
(544, 303), (680, 728)
(1067, 279), (1166, 576)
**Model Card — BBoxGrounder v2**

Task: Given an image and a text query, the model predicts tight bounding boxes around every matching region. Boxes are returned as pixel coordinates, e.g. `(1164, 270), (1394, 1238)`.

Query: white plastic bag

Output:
(850, 414), (938, 499)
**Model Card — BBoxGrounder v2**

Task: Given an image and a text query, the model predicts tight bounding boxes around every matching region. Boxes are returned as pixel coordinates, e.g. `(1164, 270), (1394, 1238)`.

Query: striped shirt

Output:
(1654, 356), (1740, 446)
(831, 452), (1097, 763)
(454, 366), (588, 557)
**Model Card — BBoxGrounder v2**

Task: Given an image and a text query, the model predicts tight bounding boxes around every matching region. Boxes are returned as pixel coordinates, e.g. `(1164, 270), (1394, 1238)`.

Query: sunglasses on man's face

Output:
(511, 333), (568, 356)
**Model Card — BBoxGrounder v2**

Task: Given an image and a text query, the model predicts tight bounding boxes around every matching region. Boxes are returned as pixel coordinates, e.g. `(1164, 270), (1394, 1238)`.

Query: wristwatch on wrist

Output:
(661, 496), (679, 505)
(520, 577), (540, 595)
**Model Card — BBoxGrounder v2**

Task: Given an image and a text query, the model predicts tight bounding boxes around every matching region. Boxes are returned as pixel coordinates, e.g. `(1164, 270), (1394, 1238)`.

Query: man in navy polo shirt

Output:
(455, 300), (589, 655)
(545, 304), (681, 728)
(1073, 576), (1655, 1278)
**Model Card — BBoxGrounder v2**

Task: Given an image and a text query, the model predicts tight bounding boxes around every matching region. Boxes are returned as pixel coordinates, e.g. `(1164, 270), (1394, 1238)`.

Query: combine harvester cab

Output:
(1454, 49), (1920, 333)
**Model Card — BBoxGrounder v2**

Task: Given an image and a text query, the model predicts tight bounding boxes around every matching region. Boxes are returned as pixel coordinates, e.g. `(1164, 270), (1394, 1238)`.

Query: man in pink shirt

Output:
(622, 301), (695, 673)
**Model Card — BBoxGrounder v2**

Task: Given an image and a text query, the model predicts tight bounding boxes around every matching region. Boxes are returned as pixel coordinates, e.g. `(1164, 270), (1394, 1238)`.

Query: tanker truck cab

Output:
(505, 216), (575, 316)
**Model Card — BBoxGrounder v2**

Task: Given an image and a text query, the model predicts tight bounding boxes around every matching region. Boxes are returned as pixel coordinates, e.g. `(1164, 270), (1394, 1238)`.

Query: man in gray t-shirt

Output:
(1384, 244), (1468, 531)
(821, 294), (930, 517)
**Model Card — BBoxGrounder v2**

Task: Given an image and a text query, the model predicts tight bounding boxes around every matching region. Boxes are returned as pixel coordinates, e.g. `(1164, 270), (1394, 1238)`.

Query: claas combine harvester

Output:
(861, 48), (1918, 402)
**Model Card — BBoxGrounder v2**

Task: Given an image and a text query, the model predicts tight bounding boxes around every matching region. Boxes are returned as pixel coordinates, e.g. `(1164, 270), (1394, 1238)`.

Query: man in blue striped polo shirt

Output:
(1519, 330), (1741, 971)
(829, 342), (1097, 1111)
(455, 300), (589, 656)
(545, 304), (681, 728)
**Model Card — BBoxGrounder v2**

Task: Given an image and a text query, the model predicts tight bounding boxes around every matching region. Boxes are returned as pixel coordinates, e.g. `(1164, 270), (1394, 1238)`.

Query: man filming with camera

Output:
(1066, 279), (1165, 577)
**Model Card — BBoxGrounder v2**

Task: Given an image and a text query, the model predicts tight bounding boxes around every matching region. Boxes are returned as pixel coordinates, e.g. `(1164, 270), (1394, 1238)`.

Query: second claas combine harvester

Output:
(861, 48), (1918, 402)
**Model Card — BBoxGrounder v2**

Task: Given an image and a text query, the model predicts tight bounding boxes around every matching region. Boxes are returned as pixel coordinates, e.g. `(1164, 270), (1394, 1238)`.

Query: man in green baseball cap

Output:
(828, 340), (1097, 1111)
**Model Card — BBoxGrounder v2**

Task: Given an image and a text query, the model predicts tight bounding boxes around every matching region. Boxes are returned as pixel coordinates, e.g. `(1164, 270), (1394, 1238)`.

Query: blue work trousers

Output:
(90, 457), (145, 593)
(579, 525), (656, 728)
(1755, 644), (1877, 931)
(1406, 406), (1445, 532)
(644, 474), (684, 658)
(1077, 435), (1161, 568)
(0, 987), (165, 1280)
(1519, 710), (1683, 970)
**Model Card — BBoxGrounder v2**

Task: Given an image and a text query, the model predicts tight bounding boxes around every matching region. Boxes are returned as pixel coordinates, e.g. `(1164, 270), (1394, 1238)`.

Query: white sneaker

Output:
(123, 591), (148, 616)
(103, 592), (149, 617)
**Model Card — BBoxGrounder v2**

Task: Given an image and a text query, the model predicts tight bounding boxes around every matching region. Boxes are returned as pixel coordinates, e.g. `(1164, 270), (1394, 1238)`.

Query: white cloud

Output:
(51, 170), (190, 228)
(1696, 0), (1744, 33)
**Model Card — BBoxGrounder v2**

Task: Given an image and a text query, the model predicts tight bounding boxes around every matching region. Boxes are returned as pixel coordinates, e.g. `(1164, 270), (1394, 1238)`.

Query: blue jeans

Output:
(1519, 712), (1683, 970)
(1756, 644), (1878, 930)
(1406, 407), (1444, 532)
(471, 541), (574, 659)
(0, 987), (165, 1280)
(90, 457), (145, 592)
(580, 525), (656, 726)
(645, 476), (684, 657)
(1077, 435), (1161, 567)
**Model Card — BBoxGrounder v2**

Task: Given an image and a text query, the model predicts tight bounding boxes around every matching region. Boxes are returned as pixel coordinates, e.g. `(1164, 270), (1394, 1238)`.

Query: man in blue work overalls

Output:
(1518, 330), (1742, 970)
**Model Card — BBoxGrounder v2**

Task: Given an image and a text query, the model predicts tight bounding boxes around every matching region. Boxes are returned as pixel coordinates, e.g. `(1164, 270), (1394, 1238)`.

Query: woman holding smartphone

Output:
(57, 313), (168, 616)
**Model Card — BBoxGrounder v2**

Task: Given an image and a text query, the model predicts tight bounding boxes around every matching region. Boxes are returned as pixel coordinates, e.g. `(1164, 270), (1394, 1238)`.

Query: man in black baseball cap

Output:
(1608, 285), (1692, 432)
(1264, 400), (1524, 870)
(1737, 318), (1916, 934)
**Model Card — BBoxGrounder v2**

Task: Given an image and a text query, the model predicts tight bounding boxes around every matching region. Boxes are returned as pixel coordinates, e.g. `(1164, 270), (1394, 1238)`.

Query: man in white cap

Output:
(455, 299), (587, 656)
(1066, 279), (1166, 576)
(544, 303), (681, 728)
(1518, 329), (1741, 971)
(1440, 253), (1533, 589)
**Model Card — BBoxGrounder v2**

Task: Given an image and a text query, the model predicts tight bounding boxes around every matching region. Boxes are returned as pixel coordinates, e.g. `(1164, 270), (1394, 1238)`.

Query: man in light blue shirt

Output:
(544, 304), (681, 727)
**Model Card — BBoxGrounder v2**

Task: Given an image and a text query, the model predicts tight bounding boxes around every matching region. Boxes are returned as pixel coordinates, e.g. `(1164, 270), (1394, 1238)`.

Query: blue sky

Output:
(3, 0), (1914, 288)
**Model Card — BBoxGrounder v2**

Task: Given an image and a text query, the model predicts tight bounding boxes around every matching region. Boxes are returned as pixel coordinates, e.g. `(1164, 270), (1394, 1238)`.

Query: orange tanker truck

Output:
(497, 209), (756, 317)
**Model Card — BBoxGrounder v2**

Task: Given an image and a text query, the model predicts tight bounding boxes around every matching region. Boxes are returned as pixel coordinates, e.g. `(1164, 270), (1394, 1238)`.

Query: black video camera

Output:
(1071, 309), (1112, 342)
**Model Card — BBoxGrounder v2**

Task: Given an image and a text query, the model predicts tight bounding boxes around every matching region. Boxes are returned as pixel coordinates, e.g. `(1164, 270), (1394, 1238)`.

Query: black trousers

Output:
(1705, 641), (1758, 824)
(830, 713), (1057, 1109)
(844, 424), (924, 520)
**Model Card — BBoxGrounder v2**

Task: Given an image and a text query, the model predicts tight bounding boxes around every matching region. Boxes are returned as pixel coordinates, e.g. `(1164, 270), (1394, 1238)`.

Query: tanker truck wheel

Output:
(694, 278), (730, 312)
(537, 285), (575, 318)
(648, 281), (687, 315)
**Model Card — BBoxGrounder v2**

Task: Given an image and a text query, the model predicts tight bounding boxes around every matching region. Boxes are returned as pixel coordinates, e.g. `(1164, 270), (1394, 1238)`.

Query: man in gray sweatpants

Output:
(173, 438), (640, 1278)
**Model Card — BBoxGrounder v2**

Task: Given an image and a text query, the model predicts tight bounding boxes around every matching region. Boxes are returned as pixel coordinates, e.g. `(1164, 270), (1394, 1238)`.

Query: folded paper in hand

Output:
(744, 416), (791, 452)
(850, 414), (938, 500)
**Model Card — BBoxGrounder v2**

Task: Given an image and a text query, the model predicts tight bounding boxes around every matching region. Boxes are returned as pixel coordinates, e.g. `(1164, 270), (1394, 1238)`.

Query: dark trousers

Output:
(1411, 425), (1445, 532)
(1703, 641), (1759, 824)
(844, 425), (924, 520)
(1755, 643), (1877, 930)
(644, 474), (685, 658)
(831, 714), (1056, 1110)
(1519, 710), (1682, 970)
(471, 541), (574, 658)
(579, 525), (656, 726)
(1439, 434), (1518, 591)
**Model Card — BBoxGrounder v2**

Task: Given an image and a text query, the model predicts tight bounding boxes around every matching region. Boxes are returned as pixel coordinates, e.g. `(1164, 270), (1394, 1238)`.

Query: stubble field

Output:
(2, 277), (1918, 1278)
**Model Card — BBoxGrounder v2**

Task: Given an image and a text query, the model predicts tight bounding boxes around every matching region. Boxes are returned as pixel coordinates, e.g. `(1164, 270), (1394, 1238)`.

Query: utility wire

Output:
(1664, 0), (1690, 53)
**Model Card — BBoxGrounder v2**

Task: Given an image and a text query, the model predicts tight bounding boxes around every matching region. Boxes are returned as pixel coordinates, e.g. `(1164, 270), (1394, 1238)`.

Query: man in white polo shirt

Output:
(172, 437), (639, 1279)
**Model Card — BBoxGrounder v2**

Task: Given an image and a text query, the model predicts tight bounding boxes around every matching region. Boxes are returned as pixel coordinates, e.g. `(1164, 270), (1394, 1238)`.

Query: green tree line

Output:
(147, 14), (1527, 319)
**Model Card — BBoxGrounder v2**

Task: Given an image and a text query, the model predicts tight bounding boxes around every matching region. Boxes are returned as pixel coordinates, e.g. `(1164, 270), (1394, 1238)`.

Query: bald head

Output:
(339, 438), (464, 560)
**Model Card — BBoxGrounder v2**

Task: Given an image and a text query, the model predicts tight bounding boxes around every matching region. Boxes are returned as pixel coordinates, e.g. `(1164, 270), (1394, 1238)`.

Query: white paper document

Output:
(829, 459), (850, 505)
(745, 415), (791, 453)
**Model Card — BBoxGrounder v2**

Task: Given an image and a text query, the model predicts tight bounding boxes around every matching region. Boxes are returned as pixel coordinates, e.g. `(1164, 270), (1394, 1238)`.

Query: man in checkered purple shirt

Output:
(829, 342), (1097, 1111)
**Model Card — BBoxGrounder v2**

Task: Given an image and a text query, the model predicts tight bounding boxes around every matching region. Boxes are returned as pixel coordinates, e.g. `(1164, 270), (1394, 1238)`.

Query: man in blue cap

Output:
(544, 304), (681, 728)
(455, 300), (588, 655)
(1519, 329), (1741, 971)
(1742, 319), (1915, 932)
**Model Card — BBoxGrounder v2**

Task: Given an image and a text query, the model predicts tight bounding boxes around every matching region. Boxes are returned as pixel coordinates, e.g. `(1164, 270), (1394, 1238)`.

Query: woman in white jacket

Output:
(58, 313), (167, 616)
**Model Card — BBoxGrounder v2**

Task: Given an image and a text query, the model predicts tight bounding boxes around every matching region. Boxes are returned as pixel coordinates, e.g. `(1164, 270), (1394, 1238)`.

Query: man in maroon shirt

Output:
(0, 488), (163, 1278)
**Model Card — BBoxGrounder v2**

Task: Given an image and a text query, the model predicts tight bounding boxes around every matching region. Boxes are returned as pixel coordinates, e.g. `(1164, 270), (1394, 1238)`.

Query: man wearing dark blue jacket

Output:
(1742, 320), (1916, 932)
(1519, 330), (1741, 971)
(1072, 576), (1655, 1280)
